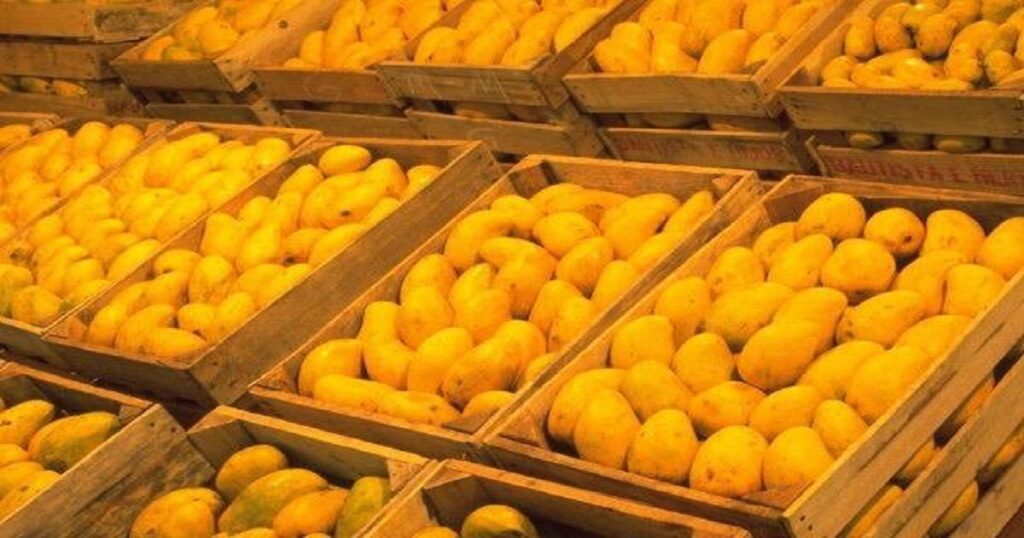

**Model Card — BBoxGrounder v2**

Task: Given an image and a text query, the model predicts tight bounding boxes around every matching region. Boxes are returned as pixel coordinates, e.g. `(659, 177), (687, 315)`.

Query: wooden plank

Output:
(377, 0), (644, 107)
(245, 156), (760, 459)
(603, 126), (816, 173)
(0, 88), (145, 118)
(0, 0), (193, 43)
(145, 102), (278, 126)
(564, 0), (857, 117)
(779, 0), (1024, 137)
(285, 109), (424, 139)
(485, 175), (1024, 538)
(407, 109), (606, 157)
(813, 141), (1024, 196)
(869, 355), (1024, 537)
(44, 139), (500, 407)
(0, 39), (136, 80)
(254, 66), (398, 105)
(955, 451), (1024, 538)
(113, 0), (341, 92)
(366, 460), (753, 538)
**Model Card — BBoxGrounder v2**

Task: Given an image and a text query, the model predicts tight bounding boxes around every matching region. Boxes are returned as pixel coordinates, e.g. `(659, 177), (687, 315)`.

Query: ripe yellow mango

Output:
(494, 249), (556, 318)
(407, 327), (474, 395)
(626, 409), (699, 483)
(313, 375), (395, 413)
(821, 238), (896, 303)
(929, 481), (979, 536)
(846, 345), (932, 423)
(977, 216), (1024, 278)
(273, 489), (348, 538)
(705, 282), (794, 350)
(798, 340), (884, 400)
(847, 485), (904, 538)
(298, 339), (363, 396)
(797, 193), (866, 240)
(863, 207), (925, 259)
(218, 468), (329, 534)
(609, 315), (675, 369)
(547, 368), (626, 444)
(763, 426), (835, 490)
(548, 296), (597, 351)
(895, 249), (968, 316)
(752, 221), (797, 268)
(749, 385), (824, 441)
(706, 246), (765, 297)
(943, 263), (1006, 316)
(689, 425), (767, 498)
(698, 29), (754, 74)
(378, 391), (460, 426)
(573, 389), (641, 470)
(453, 288), (511, 343)
(689, 381), (765, 437)
(738, 320), (820, 391)
(896, 314), (972, 361)
(836, 290), (926, 347)
(143, 327), (208, 360)
(363, 338), (415, 389)
(555, 237), (614, 296)
(443, 210), (514, 271)
(441, 339), (519, 408)
(463, 390), (517, 418)
(767, 234), (834, 290)
(620, 360), (692, 420)
(812, 399), (869, 457)
(396, 287), (454, 349)
(215, 444), (289, 500)
(532, 211), (599, 258)
(528, 279), (581, 334)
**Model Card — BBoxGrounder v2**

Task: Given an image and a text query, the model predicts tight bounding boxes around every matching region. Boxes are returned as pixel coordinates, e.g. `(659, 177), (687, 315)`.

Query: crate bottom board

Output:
(813, 142), (1024, 196)
(145, 102), (282, 126)
(602, 127), (816, 174)
(284, 109), (422, 138)
(407, 110), (606, 157)
(0, 90), (144, 117)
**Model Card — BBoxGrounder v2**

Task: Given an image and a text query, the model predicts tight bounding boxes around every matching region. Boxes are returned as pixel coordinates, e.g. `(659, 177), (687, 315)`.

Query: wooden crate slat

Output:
(0, 39), (136, 80)
(603, 127), (815, 173)
(952, 449), (1024, 538)
(0, 0), (193, 43)
(285, 109), (423, 139)
(255, 67), (397, 105)
(0, 87), (145, 118)
(407, 109), (605, 157)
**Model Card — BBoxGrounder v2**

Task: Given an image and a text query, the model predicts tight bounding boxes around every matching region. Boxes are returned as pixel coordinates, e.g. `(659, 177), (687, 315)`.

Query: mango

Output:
(863, 207), (925, 259)
(767, 234), (834, 290)
(847, 485), (904, 537)
(463, 390), (516, 419)
(737, 320), (820, 391)
(154, 500), (216, 538)
(772, 287), (847, 353)
(620, 360), (692, 420)
(921, 209), (985, 260)
(821, 239), (896, 303)
(797, 193), (866, 240)
(626, 409), (699, 483)
(688, 381), (765, 437)
(670, 332), (735, 394)
(763, 426), (835, 490)
(547, 369), (626, 444)
(218, 468), (329, 533)
(460, 504), (538, 538)
(812, 399), (869, 457)
(749, 386), (824, 441)
(895, 314), (972, 361)
(532, 211), (599, 258)
(215, 445), (289, 501)
(334, 477), (392, 538)
(846, 346), (933, 423)
(977, 217), (1024, 278)
(943, 263), (1006, 317)
(408, 327), (474, 395)
(454, 289), (511, 344)
(556, 237), (614, 296)
(798, 340), (884, 399)
(896, 440), (937, 484)
(548, 296), (597, 352)
(704, 282), (794, 350)
(298, 340), (363, 396)
(0, 461), (43, 499)
(573, 389), (641, 470)
(443, 210), (514, 271)
(27, 411), (120, 472)
(313, 375), (395, 413)
(0, 470), (60, 519)
(705, 246), (764, 297)
(836, 290), (926, 347)
(929, 481), (979, 536)
(609, 315), (675, 369)
(396, 287), (454, 349)
(0, 400), (55, 448)
(442, 339), (518, 408)
(363, 338), (415, 389)
(654, 276), (712, 345)
(689, 426), (767, 498)
(895, 249), (969, 316)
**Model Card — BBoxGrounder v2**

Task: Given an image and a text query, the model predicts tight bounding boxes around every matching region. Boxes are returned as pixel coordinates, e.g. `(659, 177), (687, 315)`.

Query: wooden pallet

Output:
(0, 121), (315, 367)
(484, 176), (1024, 538)
(602, 126), (816, 175)
(0, 361), (189, 538)
(244, 155), (760, 459)
(113, 0), (340, 94)
(364, 459), (752, 538)
(377, 0), (643, 108)
(809, 136), (1024, 196)
(0, 0), (193, 43)
(563, 0), (857, 118)
(0, 81), (146, 117)
(44, 138), (500, 408)
(63, 405), (430, 537)
(0, 38), (137, 81)
(862, 351), (1024, 537)
(407, 102), (606, 158)
(284, 108), (424, 139)
(780, 0), (1024, 138)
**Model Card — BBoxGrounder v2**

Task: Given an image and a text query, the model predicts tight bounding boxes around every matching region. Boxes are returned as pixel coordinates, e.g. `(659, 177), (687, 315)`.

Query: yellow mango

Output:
(272, 489), (348, 538)
(698, 29), (754, 74)
(895, 249), (969, 315)
(555, 237), (614, 296)
(846, 345), (932, 423)
(572, 389), (641, 470)
(821, 238), (896, 303)
(738, 320), (820, 391)
(767, 234), (834, 290)
(494, 249), (556, 318)
(142, 327), (208, 360)
(978, 422), (1024, 484)
(863, 207), (925, 259)
(763, 426), (835, 489)
(609, 315), (675, 369)
(441, 339), (519, 408)
(620, 360), (692, 420)
(532, 211), (599, 258)
(528, 279), (582, 334)
(689, 425), (767, 498)
(812, 399), (869, 457)
(547, 296), (597, 352)
(218, 468), (329, 534)
(689, 381), (765, 437)
(602, 206), (667, 259)
(626, 409), (699, 483)
(797, 193), (866, 240)
(895, 314), (972, 361)
(378, 391), (460, 426)
(929, 481), (979, 536)
(546, 368), (626, 444)
(670, 332), (734, 394)
(705, 282), (794, 350)
(847, 485), (905, 537)
(590, 260), (640, 310)
(693, 0), (745, 43)
(876, 16), (913, 53)
(363, 338), (415, 389)
(837, 290), (927, 347)
(444, 210), (514, 271)
(214, 444), (289, 501)
(939, 375), (995, 439)
(298, 339), (363, 396)
(918, 13), (959, 57)
(188, 255), (237, 305)
(799, 340), (884, 400)
(463, 390), (517, 418)
(943, 263), (1006, 316)
(313, 375), (395, 413)
(845, 14), (877, 59)
(396, 287), (454, 349)
(977, 216), (1024, 278)
(752, 221), (797, 268)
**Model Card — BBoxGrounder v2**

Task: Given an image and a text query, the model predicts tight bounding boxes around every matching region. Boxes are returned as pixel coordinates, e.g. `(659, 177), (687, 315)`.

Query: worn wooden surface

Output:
(0, 0), (194, 42)
(285, 109), (424, 139)
(0, 39), (136, 80)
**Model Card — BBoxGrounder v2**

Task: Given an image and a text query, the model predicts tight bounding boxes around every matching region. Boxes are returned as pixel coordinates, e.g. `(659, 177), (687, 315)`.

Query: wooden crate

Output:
(364, 459), (752, 538)
(243, 155), (761, 459)
(44, 138), (501, 408)
(0, 81), (146, 117)
(377, 0), (643, 109)
(0, 121), (315, 366)
(63, 405), (430, 537)
(862, 351), (1024, 537)
(484, 176), (1024, 538)
(285, 108), (423, 139)
(0, 0), (193, 43)
(113, 0), (341, 94)
(602, 125), (816, 175)
(407, 103), (606, 158)
(563, 0), (857, 118)
(0, 361), (191, 538)
(0, 38), (137, 81)
(809, 136), (1024, 196)
(780, 0), (1024, 138)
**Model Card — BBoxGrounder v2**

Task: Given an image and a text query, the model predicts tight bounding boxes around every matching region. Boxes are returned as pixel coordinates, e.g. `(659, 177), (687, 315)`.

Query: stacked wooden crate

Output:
(563, 0), (858, 176)
(483, 176), (1024, 537)
(781, 0), (1024, 195)
(0, 1), (192, 117)
(374, 0), (642, 159)
(112, 0), (345, 124)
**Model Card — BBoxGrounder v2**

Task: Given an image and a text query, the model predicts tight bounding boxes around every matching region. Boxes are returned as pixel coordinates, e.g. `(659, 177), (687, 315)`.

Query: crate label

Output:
(612, 133), (799, 171)
(822, 152), (1024, 192)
